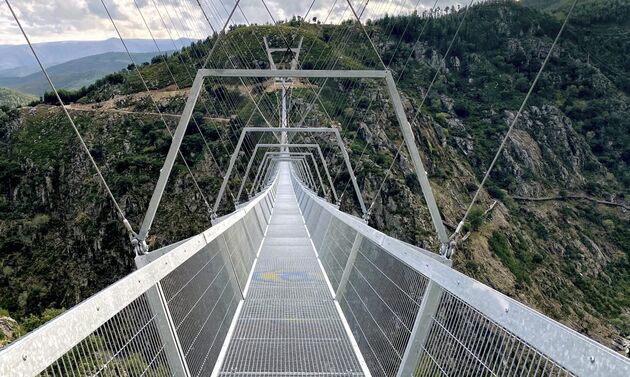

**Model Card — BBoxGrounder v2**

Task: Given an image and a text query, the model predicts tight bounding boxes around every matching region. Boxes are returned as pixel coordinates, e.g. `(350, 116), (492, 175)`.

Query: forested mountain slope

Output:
(0, 0), (627, 353)
(0, 88), (35, 108)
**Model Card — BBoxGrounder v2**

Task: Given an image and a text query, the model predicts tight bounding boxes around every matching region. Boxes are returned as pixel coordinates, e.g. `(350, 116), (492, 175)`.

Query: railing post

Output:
(335, 233), (362, 299)
(396, 280), (444, 377)
(135, 258), (191, 377)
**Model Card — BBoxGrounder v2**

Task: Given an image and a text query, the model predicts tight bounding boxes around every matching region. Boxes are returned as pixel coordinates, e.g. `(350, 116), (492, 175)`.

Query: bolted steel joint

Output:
(131, 237), (149, 256)
(440, 239), (456, 259)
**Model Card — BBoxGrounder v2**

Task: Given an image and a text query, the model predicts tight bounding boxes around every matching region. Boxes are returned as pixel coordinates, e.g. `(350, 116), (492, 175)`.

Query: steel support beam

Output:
(135, 258), (191, 377)
(291, 37), (304, 70)
(396, 281), (445, 377)
(307, 153), (326, 197)
(217, 127), (366, 218)
(262, 37), (277, 70)
(331, 129), (367, 217)
(137, 71), (205, 250)
(296, 161), (308, 187)
(384, 71), (449, 251)
(143, 68), (447, 253)
(251, 153), (275, 196)
(300, 158), (317, 190)
(253, 153), (320, 193)
(288, 153), (322, 193)
(236, 144), (337, 203)
(336, 233), (363, 299)
(294, 157), (313, 190)
(198, 69), (387, 79)
(212, 130), (248, 217)
(295, 159), (308, 187)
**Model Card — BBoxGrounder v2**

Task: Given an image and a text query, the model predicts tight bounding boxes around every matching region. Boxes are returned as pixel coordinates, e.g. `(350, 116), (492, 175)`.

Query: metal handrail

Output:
(2, 168), (628, 377)
(0, 181), (279, 376)
(291, 173), (630, 377)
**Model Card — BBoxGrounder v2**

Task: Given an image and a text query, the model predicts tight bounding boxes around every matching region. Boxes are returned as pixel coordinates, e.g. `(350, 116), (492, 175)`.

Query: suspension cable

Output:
(339, 0), (447, 202)
(452, 0), (579, 239)
(289, 0), (393, 187)
(194, 0), (283, 205)
(195, 0), (276, 130)
(257, 0), (337, 122)
(161, 0), (238, 154)
(345, 0), (387, 69)
(200, 0), (240, 69)
(4, 0), (136, 236)
(195, 0), (280, 172)
(155, 0), (247, 200)
(132, 0), (224, 176)
(365, 0), (473, 216)
(200, 0), (303, 180)
(101, 0), (212, 213)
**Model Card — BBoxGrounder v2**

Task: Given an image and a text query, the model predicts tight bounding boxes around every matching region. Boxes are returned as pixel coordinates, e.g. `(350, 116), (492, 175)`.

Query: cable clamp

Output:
(131, 237), (149, 256)
(124, 218), (148, 256)
(440, 239), (457, 259)
(454, 220), (464, 235)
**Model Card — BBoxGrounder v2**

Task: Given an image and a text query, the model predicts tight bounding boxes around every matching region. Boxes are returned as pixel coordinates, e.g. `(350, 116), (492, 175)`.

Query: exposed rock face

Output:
(500, 105), (602, 196)
(0, 316), (19, 347)
(1, 0), (628, 353)
(0, 106), (222, 321)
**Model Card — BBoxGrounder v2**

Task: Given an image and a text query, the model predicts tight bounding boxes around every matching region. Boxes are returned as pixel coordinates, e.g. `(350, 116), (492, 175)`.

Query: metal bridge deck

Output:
(219, 167), (365, 376)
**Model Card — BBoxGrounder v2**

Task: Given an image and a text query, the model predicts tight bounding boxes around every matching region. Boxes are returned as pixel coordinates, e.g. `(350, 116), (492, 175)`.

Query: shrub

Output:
(488, 232), (530, 284)
(453, 101), (470, 117)
(20, 307), (65, 333)
(466, 206), (485, 231)
(357, 96), (370, 109)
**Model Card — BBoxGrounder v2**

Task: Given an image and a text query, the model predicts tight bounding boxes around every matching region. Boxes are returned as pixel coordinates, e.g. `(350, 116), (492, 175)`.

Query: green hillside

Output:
(0, 87), (35, 108)
(0, 0), (628, 352)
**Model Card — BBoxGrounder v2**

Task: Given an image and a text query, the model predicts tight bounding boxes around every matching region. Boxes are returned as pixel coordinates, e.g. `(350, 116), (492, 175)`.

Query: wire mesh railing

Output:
(291, 173), (630, 377)
(0, 180), (278, 377)
(38, 294), (173, 377)
(1, 164), (629, 377)
(416, 291), (575, 377)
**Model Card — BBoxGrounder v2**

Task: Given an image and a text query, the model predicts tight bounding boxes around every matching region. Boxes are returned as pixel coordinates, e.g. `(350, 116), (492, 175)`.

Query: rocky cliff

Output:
(0, 0), (628, 354)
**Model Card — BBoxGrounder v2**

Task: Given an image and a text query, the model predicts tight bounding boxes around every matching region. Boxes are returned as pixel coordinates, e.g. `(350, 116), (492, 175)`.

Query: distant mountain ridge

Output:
(0, 37), (196, 73)
(0, 51), (167, 96)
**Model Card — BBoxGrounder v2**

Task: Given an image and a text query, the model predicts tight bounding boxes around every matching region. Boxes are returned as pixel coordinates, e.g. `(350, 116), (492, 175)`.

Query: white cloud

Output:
(1, 0), (467, 45)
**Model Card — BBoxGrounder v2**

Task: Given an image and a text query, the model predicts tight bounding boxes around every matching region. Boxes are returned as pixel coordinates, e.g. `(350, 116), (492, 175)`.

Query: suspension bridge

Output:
(1, 0), (629, 376)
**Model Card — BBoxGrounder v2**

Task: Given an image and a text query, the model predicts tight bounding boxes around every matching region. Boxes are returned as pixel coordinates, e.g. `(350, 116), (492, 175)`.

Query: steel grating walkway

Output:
(219, 166), (366, 376)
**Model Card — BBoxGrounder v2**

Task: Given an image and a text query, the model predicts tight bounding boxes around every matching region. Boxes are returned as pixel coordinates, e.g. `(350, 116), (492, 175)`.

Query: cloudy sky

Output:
(0, 0), (467, 45)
